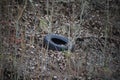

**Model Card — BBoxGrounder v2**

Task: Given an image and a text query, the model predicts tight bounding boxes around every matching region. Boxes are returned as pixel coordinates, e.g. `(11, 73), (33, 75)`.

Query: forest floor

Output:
(0, 1), (120, 80)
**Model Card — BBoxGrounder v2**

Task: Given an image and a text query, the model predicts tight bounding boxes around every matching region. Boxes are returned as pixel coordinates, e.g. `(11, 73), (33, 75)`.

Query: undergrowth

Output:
(0, 0), (120, 80)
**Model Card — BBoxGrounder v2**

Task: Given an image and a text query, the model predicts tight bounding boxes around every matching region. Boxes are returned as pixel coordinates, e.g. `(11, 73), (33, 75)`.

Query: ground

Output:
(0, 0), (120, 80)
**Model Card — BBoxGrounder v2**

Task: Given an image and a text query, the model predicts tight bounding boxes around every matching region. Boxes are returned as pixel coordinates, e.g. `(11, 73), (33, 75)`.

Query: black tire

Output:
(44, 34), (72, 51)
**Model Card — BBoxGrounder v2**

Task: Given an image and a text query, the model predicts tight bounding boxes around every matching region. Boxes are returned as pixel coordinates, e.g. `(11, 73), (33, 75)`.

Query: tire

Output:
(44, 34), (72, 51)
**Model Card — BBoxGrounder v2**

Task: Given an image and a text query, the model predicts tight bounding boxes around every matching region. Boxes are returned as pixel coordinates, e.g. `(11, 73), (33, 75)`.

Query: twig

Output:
(72, 1), (87, 43)
(17, 0), (27, 21)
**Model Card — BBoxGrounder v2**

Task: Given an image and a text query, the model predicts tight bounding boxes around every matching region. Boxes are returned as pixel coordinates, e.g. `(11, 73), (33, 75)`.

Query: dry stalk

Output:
(14, 0), (27, 79)
(19, 0), (27, 62)
(17, 0), (27, 21)
(72, 1), (87, 42)
(104, 0), (110, 67)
